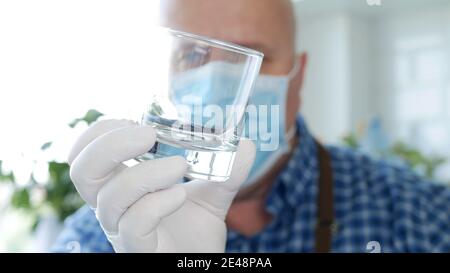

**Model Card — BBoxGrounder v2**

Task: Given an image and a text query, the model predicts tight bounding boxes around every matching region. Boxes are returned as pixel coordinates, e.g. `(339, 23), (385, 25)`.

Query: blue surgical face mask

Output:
(168, 61), (299, 186)
(241, 62), (299, 187)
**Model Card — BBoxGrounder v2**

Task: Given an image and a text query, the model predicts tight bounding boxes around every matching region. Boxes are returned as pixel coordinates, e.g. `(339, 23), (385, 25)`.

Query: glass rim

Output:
(159, 27), (264, 59)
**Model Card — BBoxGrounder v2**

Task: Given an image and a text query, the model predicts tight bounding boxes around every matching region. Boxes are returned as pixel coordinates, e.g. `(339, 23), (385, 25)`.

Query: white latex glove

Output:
(68, 119), (255, 252)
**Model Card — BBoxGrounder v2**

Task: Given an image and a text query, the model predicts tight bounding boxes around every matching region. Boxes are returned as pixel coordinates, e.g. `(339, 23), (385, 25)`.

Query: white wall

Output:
(348, 15), (375, 131)
(374, 4), (450, 153)
(296, 13), (349, 143)
(296, 12), (375, 143)
(295, 1), (450, 180)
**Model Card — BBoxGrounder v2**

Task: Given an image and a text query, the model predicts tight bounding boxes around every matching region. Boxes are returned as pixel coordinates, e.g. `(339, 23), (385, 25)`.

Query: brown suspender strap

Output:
(314, 141), (334, 253)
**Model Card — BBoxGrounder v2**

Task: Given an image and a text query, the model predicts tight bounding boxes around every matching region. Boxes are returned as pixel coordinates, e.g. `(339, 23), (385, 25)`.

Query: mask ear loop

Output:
(287, 59), (301, 80)
(284, 124), (297, 152)
(284, 59), (300, 151)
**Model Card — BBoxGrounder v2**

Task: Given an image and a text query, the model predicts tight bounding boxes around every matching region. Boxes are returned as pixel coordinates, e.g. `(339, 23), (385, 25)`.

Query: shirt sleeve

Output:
(51, 205), (114, 253)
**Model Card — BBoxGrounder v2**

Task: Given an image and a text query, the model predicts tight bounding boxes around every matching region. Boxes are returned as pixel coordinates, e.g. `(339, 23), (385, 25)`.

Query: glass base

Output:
(137, 142), (237, 182)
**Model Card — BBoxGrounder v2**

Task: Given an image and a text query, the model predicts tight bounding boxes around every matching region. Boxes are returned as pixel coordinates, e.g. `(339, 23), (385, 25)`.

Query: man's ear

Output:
(286, 52), (308, 128)
(291, 52), (308, 93)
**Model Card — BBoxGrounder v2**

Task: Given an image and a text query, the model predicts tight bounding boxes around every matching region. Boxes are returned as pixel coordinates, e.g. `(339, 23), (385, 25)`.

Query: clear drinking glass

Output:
(138, 28), (263, 182)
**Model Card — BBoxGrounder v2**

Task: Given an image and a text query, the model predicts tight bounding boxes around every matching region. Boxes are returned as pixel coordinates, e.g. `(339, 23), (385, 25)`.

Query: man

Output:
(53, 0), (450, 252)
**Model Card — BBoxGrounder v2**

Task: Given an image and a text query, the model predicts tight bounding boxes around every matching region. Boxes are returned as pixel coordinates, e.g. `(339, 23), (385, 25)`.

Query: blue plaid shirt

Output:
(52, 116), (450, 253)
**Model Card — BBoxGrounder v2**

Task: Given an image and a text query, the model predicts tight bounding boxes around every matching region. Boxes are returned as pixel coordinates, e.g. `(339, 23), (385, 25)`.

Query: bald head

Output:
(159, 0), (307, 146)
(159, 0), (296, 75)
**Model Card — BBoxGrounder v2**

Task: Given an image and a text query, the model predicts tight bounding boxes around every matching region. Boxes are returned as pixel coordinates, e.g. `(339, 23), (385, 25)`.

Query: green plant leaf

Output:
(68, 109), (104, 128)
(40, 142), (52, 151)
(68, 118), (82, 128)
(46, 161), (83, 221)
(342, 133), (359, 149)
(149, 102), (164, 116)
(11, 188), (31, 209)
(83, 109), (104, 125)
(0, 160), (15, 183)
(31, 216), (40, 232)
(342, 130), (449, 183)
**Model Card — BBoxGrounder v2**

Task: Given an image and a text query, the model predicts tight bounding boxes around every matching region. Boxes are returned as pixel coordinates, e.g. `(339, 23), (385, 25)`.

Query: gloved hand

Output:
(68, 119), (255, 252)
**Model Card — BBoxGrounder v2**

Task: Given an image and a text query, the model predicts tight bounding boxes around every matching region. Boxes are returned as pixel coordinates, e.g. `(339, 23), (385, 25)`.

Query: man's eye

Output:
(176, 44), (211, 68)
(180, 51), (200, 62)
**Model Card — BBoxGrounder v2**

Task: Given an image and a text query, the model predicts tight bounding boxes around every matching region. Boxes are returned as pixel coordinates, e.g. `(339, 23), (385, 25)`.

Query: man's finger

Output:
(96, 156), (188, 233)
(224, 138), (256, 190)
(115, 186), (187, 252)
(68, 119), (137, 165)
(70, 125), (156, 207)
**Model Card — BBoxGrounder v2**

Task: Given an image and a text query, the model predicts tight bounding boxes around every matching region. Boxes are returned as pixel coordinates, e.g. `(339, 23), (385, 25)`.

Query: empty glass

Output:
(139, 28), (263, 182)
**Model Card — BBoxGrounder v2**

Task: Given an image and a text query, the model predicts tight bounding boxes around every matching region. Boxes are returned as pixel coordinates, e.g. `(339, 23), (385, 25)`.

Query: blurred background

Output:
(1, 0), (450, 252)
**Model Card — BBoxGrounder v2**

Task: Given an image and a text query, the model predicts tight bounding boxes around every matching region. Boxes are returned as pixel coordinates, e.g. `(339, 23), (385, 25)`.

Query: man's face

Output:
(160, 0), (306, 135)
